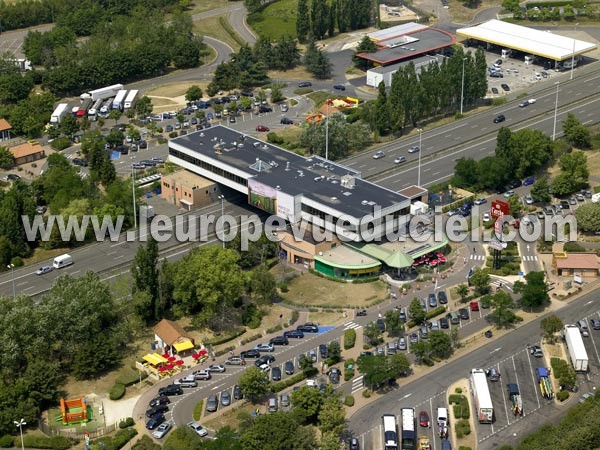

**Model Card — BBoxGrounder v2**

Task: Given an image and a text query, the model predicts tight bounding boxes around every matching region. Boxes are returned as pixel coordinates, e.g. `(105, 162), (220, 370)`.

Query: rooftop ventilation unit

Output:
(368, 201), (376, 206)
(341, 175), (356, 189)
(361, 200), (369, 205)
(285, 162), (291, 171)
(343, 191), (352, 196)
(199, 132), (204, 137)
(211, 137), (217, 142)
(314, 176), (322, 182)
(276, 185), (281, 190)
(331, 180), (338, 184)
(331, 197), (338, 201)
(253, 142), (260, 148)
(237, 143), (244, 148)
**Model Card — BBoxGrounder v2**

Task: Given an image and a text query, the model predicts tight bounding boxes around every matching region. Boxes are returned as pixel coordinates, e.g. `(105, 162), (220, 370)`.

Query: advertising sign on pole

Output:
(491, 200), (510, 219)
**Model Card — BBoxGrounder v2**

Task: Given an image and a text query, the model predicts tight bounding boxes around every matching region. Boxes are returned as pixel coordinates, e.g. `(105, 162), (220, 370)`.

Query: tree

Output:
(250, 266), (277, 304)
(291, 386), (324, 424)
(541, 314), (563, 343)
(429, 331), (453, 358)
(60, 113), (78, 136)
(136, 96), (153, 119)
(408, 298), (426, 325)
(352, 35), (377, 68)
(270, 84), (285, 103)
(356, 354), (410, 389)
(470, 268), (491, 295)
(384, 309), (404, 337)
(552, 173), (577, 197)
(375, 81), (389, 135)
(456, 284), (469, 303)
(185, 85), (203, 103)
(363, 321), (383, 346)
(244, 0), (262, 14)
(240, 412), (316, 450)
(108, 108), (122, 126)
(296, 0), (310, 42)
(311, 0), (329, 39)
(131, 237), (160, 323)
(559, 151), (589, 186)
(488, 290), (518, 329)
(520, 271), (549, 310)
(562, 113), (591, 148)
(574, 203), (600, 233)
(320, 432), (342, 450)
(306, 49), (332, 79)
(410, 341), (432, 363)
(238, 367), (270, 402)
(530, 177), (552, 203)
(318, 397), (345, 435)
(508, 194), (523, 217)
(452, 158), (479, 189)
(325, 341), (341, 366)
(0, 147), (14, 169)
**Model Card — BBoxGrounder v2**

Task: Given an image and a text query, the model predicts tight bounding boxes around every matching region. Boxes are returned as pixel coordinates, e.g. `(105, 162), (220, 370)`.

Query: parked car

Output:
(280, 117), (294, 125)
(437, 291), (448, 304)
(146, 414), (165, 430)
(280, 393), (291, 407)
(188, 421), (208, 436)
(523, 176), (535, 186)
(233, 384), (243, 399)
(419, 411), (430, 427)
(283, 330), (304, 339)
(297, 322), (319, 333)
(409, 333), (419, 344)
(207, 364), (226, 373)
(525, 195), (534, 205)
(255, 355), (275, 367)
(398, 337), (407, 350)
(225, 356), (244, 365)
(152, 422), (171, 439)
(298, 82), (312, 88)
(308, 349), (317, 362)
(328, 367), (341, 384)
(221, 390), (231, 406)
(254, 343), (275, 352)
(470, 301), (480, 311)
(192, 369), (211, 380)
(440, 317), (449, 329)
(285, 360), (295, 375)
(269, 336), (289, 346)
(241, 349), (260, 358)
(591, 319), (600, 330)
(158, 385), (182, 396)
(493, 114), (506, 123)
(501, 83), (510, 91)
(490, 71), (503, 78)
(356, 309), (368, 316)
(271, 366), (282, 381)
(206, 395), (218, 412)
(491, 87), (499, 94)
(376, 318), (386, 332)
(349, 437), (360, 450)
(459, 308), (470, 320)
(530, 345), (543, 357)
(333, 84), (346, 91)
(474, 197), (487, 205)
(146, 404), (168, 418)
(428, 293), (437, 308)
(149, 395), (170, 408)
(319, 344), (328, 358)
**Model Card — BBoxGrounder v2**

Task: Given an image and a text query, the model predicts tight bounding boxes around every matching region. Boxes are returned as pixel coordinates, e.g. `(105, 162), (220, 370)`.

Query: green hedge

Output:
(215, 345), (236, 357)
(526, 0), (573, 7)
(345, 359), (355, 381)
(407, 306), (446, 328)
(308, 268), (347, 283)
(109, 382), (126, 400)
(118, 417), (134, 429)
(116, 369), (148, 387)
(50, 137), (72, 151)
(289, 309), (300, 326)
(193, 400), (203, 421)
(272, 372), (307, 392)
(344, 329), (356, 350)
(205, 328), (246, 346)
(352, 276), (380, 284)
(241, 333), (263, 346)
(455, 419), (471, 439)
(218, 16), (246, 47)
(22, 435), (76, 450)
(266, 324), (283, 334)
(90, 428), (137, 450)
(449, 394), (470, 419)
(557, 390), (570, 402)
(0, 435), (14, 448)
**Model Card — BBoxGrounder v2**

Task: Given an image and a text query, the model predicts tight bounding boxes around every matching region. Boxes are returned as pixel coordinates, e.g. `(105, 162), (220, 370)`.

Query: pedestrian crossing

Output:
(351, 375), (364, 394)
(522, 255), (538, 261)
(470, 255), (486, 261)
(344, 321), (362, 331)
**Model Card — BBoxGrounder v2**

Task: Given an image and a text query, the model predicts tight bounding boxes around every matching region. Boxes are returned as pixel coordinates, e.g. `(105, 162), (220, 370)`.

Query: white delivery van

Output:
(53, 254), (73, 269)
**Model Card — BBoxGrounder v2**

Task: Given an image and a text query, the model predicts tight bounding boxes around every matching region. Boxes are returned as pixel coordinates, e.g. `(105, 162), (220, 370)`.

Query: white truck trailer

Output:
(112, 90), (128, 111)
(470, 368), (494, 424)
(564, 324), (589, 372)
(124, 89), (138, 109)
(50, 103), (69, 125)
(80, 83), (124, 101)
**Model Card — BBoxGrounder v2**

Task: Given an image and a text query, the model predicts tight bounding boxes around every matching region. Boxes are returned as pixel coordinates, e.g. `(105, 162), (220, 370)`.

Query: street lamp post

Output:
(15, 419), (26, 450)
(417, 128), (423, 186)
(218, 195), (225, 249)
(460, 57), (467, 115)
(570, 23), (579, 80)
(7, 263), (15, 300)
(131, 164), (137, 229)
(325, 101), (329, 161)
(552, 81), (560, 141)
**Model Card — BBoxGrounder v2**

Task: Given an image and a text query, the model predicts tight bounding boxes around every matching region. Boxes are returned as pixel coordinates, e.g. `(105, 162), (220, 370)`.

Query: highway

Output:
(348, 290), (600, 450)
(343, 67), (600, 185)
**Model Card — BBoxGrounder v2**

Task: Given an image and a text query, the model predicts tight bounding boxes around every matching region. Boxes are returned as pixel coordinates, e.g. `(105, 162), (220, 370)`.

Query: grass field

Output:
(282, 272), (387, 307)
(194, 15), (241, 51)
(188, 0), (230, 14)
(248, 0), (297, 40)
(446, 0), (502, 24)
(147, 81), (211, 98)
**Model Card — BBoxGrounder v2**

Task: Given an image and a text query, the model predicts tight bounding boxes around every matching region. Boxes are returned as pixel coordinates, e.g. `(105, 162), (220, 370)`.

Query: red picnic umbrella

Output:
(158, 366), (167, 372)
(437, 252), (444, 258)
(192, 353), (199, 359)
(438, 256), (447, 263)
(198, 349), (207, 355)
(166, 363), (174, 370)
(429, 260), (438, 267)
(176, 360), (184, 366)
(162, 353), (169, 359)
(168, 356), (176, 362)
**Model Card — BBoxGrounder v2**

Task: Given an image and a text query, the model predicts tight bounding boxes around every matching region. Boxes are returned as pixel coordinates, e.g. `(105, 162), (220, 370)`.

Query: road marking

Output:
(526, 345), (542, 409)
(490, 347), (502, 354)
(351, 375), (364, 394)
(344, 321), (362, 330)
(400, 393), (412, 400)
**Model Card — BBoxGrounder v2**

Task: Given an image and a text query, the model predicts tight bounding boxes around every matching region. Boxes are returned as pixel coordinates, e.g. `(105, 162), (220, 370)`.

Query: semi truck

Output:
(100, 98), (114, 115)
(507, 383), (523, 416)
(401, 408), (415, 450)
(471, 369), (494, 424)
(80, 83), (124, 101)
(10, 59), (33, 71)
(124, 89), (138, 109)
(536, 368), (554, 400)
(88, 99), (104, 119)
(50, 103), (69, 125)
(112, 90), (128, 111)
(564, 324), (589, 372)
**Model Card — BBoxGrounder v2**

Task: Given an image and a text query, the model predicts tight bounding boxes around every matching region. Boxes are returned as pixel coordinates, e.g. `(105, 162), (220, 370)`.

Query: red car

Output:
(419, 411), (430, 428)
(256, 125), (270, 132)
(470, 301), (480, 312)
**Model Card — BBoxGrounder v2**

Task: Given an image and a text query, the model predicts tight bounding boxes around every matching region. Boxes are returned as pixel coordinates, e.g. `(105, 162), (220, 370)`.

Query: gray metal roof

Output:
(169, 125), (409, 218)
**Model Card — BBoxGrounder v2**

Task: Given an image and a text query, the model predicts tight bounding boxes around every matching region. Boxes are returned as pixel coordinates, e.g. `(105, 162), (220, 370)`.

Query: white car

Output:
(253, 343), (274, 352)
(394, 156), (406, 164)
(187, 421), (208, 437)
(474, 198), (487, 205)
(527, 98), (536, 104)
(207, 364), (226, 373)
(525, 195), (534, 205)
(482, 213), (491, 222)
(408, 146), (420, 153)
(35, 266), (53, 275)
(152, 422), (171, 439)
(373, 151), (385, 159)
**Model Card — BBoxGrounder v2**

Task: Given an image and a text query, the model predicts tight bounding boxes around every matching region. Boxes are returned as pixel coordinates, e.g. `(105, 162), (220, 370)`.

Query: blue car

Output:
(207, 112), (214, 120)
(523, 177), (535, 186)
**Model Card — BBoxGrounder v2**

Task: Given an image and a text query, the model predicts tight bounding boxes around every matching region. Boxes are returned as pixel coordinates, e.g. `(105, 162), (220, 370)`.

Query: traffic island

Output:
(447, 379), (476, 450)
(540, 339), (577, 404)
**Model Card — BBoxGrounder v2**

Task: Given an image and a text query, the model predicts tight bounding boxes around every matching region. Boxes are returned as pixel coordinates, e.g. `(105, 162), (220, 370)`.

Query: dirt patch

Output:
(379, 4), (418, 22)
(307, 310), (351, 327)
(446, 0), (502, 24)
(282, 272), (387, 308)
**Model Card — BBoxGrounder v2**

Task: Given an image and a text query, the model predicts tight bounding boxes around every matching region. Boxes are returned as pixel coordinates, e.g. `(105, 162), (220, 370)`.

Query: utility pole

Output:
(460, 57), (467, 115)
(552, 81), (559, 141)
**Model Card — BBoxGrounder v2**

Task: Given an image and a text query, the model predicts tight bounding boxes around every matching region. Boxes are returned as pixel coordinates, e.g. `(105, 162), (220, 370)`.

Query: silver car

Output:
(397, 337), (407, 351)
(187, 421), (208, 436)
(373, 150), (385, 159)
(152, 422), (171, 439)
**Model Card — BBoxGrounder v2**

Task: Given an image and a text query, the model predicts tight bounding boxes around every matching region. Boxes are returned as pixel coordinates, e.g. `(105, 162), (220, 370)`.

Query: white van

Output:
(591, 193), (600, 203)
(437, 407), (448, 425)
(53, 254), (73, 269)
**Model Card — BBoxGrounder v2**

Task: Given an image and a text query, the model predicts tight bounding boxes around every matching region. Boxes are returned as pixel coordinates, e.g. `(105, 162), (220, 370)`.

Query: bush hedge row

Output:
(205, 328), (246, 346)
(344, 395), (355, 407)
(241, 333), (263, 346)
(109, 382), (126, 400)
(266, 324), (283, 334)
(407, 306), (447, 328)
(272, 372), (307, 392)
(118, 417), (134, 429)
(215, 345), (235, 357)
(193, 400), (204, 421)
(455, 419), (471, 439)
(116, 369), (148, 387)
(345, 359), (356, 382)
(22, 435), (76, 450)
(90, 428), (137, 450)
(0, 435), (13, 448)
(344, 329), (356, 350)
(449, 394), (470, 420)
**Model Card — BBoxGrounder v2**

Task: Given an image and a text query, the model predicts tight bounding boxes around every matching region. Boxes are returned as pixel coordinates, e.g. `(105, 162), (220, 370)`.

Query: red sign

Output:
(491, 200), (510, 219)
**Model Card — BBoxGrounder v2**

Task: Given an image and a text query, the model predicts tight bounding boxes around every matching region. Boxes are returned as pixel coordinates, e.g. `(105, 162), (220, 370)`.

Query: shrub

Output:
(272, 372), (306, 392)
(557, 390), (569, 402)
(117, 369), (147, 387)
(22, 435), (75, 450)
(459, 447), (474, 450)
(362, 389), (371, 398)
(353, 276), (380, 284)
(241, 333), (263, 345)
(118, 417), (134, 429)
(345, 358), (355, 381)
(455, 387), (463, 394)
(279, 282), (289, 292)
(91, 428), (137, 450)
(109, 383), (126, 400)
(215, 346), (236, 357)
(344, 328), (356, 350)
(50, 137), (72, 151)
(266, 324), (283, 334)
(0, 435), (14, 448)
(289, 309), (299, 326)
(456, 419), (471, 436)
(344, 395), (355, 407)
(193, 400), (203, 421)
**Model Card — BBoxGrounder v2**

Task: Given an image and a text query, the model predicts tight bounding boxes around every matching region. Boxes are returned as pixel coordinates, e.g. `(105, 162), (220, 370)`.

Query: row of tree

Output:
(0, 273), (128, 435)
(0, 0), (180, 32)
(295, 0), (372, 42)
(21, 10), (207, 96)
